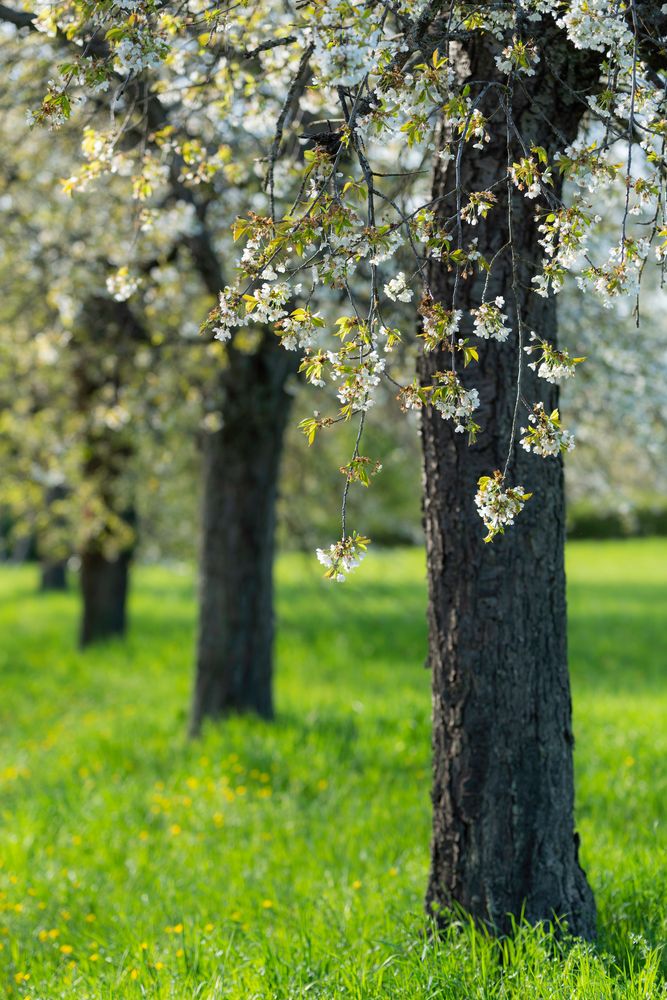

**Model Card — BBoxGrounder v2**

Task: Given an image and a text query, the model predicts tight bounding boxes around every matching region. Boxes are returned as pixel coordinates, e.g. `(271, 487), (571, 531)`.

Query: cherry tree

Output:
(1, 26), (299, 708)
(3, 0), (667, 937)
(0, 121), (161, 642)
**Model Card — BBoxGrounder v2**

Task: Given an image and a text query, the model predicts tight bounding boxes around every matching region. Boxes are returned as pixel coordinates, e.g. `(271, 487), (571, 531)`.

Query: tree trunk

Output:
(39, 484), (69, 591)
(74, 296), (144, 648)
(79, 548), (131, 645)
(421, 29), (599, 937)
(189, 333), (298, 734)
(41, 560), (68, 592)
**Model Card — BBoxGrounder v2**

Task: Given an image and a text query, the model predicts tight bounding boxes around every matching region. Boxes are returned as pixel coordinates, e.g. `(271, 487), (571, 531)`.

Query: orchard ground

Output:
(0, 540), (665, 999)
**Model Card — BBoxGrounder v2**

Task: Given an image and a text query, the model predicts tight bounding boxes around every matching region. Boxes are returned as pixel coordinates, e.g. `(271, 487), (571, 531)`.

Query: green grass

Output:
(0, 540), (665, 998)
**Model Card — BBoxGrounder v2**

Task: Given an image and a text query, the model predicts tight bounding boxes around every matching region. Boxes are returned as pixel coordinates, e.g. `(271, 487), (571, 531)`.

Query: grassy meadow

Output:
(0, 540), (665, 998)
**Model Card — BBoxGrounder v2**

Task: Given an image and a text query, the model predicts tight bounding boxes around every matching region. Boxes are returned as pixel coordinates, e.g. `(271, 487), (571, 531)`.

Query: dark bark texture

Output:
(422, 27), (600, 937)
(74, 296), (144, 648)
(80, 547), (132, 645)
(189, 332), (298, 733)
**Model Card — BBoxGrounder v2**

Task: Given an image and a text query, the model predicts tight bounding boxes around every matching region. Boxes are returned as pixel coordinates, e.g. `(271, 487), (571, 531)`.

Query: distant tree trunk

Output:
(421, 29), (599, 937)
(40, 484), (69, 592)
(79, 545), (132, 645)
(41, 560), (67, 591)
(74, 296), (144, 648)
(189, 333), (298, 734)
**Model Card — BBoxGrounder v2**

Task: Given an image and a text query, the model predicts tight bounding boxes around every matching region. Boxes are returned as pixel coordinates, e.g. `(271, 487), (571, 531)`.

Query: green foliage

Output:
(567, 498), (667, 540)
(0, 541), (665, 997)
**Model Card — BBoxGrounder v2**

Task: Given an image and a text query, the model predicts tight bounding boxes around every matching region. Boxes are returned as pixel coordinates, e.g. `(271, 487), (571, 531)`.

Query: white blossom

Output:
(524, 332), (584, 383)
(316, 533), (369, 582)
(520, 403), (575, 457)
(471, 297), (511, 342)
(106, 267), (141, 302)
(383, 272), (413, 302)
(475, 473), (531, 542)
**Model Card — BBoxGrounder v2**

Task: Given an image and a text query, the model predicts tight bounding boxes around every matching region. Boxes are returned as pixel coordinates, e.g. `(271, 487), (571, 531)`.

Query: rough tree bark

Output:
(79, 544), (133, 645)
(189, 332), (298, 733)
(74, 296), (143, 648)
(421, 28), (601, 937)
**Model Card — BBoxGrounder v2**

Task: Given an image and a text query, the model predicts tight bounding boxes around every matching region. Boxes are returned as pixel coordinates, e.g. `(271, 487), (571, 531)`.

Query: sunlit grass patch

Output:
(0, 540), (665, 997)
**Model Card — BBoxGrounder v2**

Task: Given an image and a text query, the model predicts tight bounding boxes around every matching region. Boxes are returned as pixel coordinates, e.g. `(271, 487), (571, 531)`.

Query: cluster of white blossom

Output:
(420, 306), (462, 351)
(509, 155), (550, 199)
(379, 325), (402, 353)
(114, 33), (167, 76)
(212, 288), (244, 343)
(316, 532), (369, 582)
(332, 352), (386, 413)
(30, 0), (61, 36)
(355, 48), (454, 143)
(106, 267), (141, 302)
(536, 207), (592, 269)
(656, 230), (667, 263)
(461, 190), (497, 225)
(431, 372), (480, 434)
(240, 233), (268, 273)
(26, 103), (66, 129)
(81, 128), (118, 167)
(132, 156), (170, 201)
(524, 332), (584, 383)
(555, 140), (615, 194)
(368, 229), (404, 266)
(308, 4), (388, 89)
(275, 308), (325, 351)
(384, 272), (413, 302)
(99, 404), (131, 431)
(474, 473), (531, 543)
(213, 281), (296, 342)
(246, 282), (292, 324)
(495, 37), (540, 76)
(471, 298), (511, 342)
(520, 403), (575, 457)
(578, 238), (650, 303)
(319, 227), (397, 275)
(557, 0), (632, 52)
